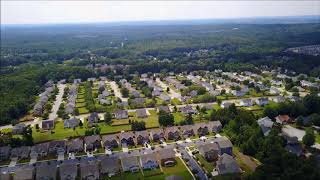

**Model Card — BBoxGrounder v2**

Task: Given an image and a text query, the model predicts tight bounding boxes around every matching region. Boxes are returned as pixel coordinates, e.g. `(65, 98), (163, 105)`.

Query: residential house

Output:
(31, 143), (49, 157)
(239, 99), (253, 107)
(180, 125), (195, 138)
(283, 135), (303, 157)
(36, 162), (58, 180)
(152, 89), (161, 96)
(102, 134), (119, 150)
(270, 86), (281, 95)
(120, 132), (135, 146)
(100, 156), (121, 177)
(114, 110), (128, 119)
(194, 123), (210, 136)
(88, 112), (100, 126)
(179, 105), (197, 114)
(221, 102), (233, 109)
(0, 146), (11, 161)
(158, 105), (171, 113)
(140, 152), (159, 170)
(216, 153), (241, 175)
(84, 135), (101, 152)
(133, 98), (146, 105)
(48, 140), (66, 156)
(136, 109), (148, 118)
(12, 124), (26, 135)
(150, 128), (165, 142)
(14, 165), (35, 180)
(231, 90), (245, 97)
(121, 156), (140, 173)
(273, 96), (285, 103)
(255, 97), (269, 106)
(11, 146), (30, 160)
(80, 159), (100, 180)
(67, 138), (84, 154)
(257, 117), (274, 136)
(42, 119), (55, 130)
(132, 91), (141, 98)
(160, 93), (171, 102)
(214, 137), (233, 156)
(158, 148), (176, 167)
(208, 121), (223, 133)
(64, 117), (79, 129)
(165, 126), (181, 141)
(197, 142), (219, 162)
(276, 115), (293, 125)
(135, 130), (150, 145)
(59, 160), (78, 180)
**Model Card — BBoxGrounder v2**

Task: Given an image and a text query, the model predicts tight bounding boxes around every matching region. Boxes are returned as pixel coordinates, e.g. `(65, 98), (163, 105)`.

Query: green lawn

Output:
(33, 120), (87, 143)
(316, 133), (320, 144)
(195, 154), (214, 173)
(131, 110), (160, 128)
(76, 102), (86, 108)
(173, 112), (185, 124)
(155, 158), (193, 180)
(143, 168), (163, 177)
(78, 107), (89, 114)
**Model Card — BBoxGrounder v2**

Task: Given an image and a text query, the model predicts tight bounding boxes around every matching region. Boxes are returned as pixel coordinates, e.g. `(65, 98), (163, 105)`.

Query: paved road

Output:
(49, 84), (65, 120)
(156, 78), (182, 100)
(109, 80), (128, 102)
(179, 148), (208, 180)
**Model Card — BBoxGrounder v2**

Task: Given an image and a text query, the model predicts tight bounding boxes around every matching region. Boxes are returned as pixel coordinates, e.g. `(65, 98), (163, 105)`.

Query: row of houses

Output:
(0, 121), (222, 161)
(33, 84), (54, 117)
(0, 147), (177, 180)
(65, 83), (78, 115)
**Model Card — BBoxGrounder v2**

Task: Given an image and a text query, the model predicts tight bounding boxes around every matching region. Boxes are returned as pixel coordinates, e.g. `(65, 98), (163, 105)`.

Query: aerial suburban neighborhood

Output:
(1, 68), (320, 179)
(1, 2), (320, 179)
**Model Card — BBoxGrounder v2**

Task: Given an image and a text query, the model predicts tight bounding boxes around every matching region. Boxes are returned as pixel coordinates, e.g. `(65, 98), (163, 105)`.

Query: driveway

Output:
(282, 125), (306, 141)
(179, 148), (207, 180)
(49, 84), (65, 120)
(109, 81), (128, 102)
(156, 78), (182, 100)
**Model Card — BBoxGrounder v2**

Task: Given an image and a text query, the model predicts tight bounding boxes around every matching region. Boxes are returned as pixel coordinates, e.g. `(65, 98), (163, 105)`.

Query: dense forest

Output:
(1, 22), (320, 125)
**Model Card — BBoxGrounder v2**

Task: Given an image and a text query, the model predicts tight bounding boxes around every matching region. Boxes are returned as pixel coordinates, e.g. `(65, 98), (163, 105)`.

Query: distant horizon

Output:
(2, 1), (320, 25)
(2, 15), (319, 27)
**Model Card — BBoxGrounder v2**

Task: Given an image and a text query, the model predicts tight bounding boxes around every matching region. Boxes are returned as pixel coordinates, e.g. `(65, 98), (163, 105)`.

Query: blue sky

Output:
(1, 1), (320, 24)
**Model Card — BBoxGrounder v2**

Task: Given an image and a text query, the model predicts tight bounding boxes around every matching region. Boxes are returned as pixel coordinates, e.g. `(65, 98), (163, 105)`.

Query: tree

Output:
(74, 108), (80, 116)
(302, 128), (315, 147)
(131, 121), (146, 131)
(310, 113), (320, 126)
(79, 120), (83, 127)
(104, 111), (112, 124)
(185, 113), (194, 125)
(121, 88), (129, 98)
(166, 87), (170, 92)
(158, 111), (174, 127)
(296, 116), (304, 127)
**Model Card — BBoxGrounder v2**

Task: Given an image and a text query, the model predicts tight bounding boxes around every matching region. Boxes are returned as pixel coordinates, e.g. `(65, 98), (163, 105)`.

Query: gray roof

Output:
(198, 142), (219, 155)
(14, 165), (34, 180)
(216, 153), (241, 175)
(214, 137), (233, 149)
(101, 134), (118, 144)
(100, 156), (121, 174)
(136, 109), (148, 118)
(84, 135), (101, 145)
(80, 160), (99, 179)
(121, 156), (139, 170)
(121, 131), (135, 140)
(67, 138), (84, 152)
(59, 161), (78, 180)
(158, 148), (175, 160)
(36, 162), (58, 180)
(140, 152), (157, 165)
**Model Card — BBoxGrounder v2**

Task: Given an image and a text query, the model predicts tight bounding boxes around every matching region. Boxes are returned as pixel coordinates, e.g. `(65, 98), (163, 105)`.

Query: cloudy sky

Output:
(1, 1), (320, 24)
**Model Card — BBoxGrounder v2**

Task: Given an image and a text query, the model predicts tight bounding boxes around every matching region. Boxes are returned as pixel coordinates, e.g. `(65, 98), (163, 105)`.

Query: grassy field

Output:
(173, 112), (185, 124)
(316, 132), (320, 144)
(195, 153), (214, 173)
